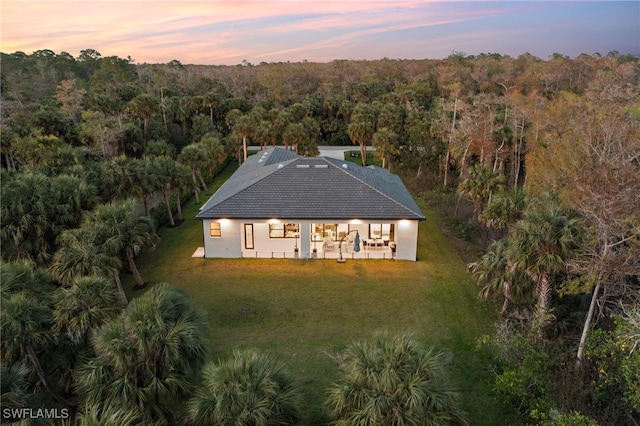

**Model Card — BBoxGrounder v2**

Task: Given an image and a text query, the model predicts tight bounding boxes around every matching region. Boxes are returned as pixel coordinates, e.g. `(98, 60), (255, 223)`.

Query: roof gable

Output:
(197, 148), (425, 220)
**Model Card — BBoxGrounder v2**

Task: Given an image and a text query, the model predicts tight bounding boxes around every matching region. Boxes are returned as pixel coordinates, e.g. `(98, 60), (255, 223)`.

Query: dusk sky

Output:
(1, 1), (638, 65)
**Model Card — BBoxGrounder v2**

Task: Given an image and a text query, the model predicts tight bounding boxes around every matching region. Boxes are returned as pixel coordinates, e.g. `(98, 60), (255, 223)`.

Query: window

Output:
(269, 223), (299, 238)
(312, 223), (349, 241)
(210, 222), (221, 237)
(244, 224), (254, 249)
(336, 223), (349, 240)
(369, 224), (394, 240)
(312, 223), (324, 241)
(324, 224), (337, 239)
(269, 223), (284, 238)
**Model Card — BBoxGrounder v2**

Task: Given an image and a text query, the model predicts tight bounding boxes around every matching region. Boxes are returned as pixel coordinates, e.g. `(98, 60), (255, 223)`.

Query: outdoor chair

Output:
(323, 237), (335, 251)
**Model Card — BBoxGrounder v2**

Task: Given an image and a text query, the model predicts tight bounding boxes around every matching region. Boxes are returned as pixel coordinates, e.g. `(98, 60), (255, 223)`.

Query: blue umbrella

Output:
(354, 231), (361, 253)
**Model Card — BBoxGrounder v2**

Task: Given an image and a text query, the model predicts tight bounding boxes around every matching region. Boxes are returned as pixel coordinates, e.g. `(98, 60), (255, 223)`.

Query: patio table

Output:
(367, 239), (385, 249)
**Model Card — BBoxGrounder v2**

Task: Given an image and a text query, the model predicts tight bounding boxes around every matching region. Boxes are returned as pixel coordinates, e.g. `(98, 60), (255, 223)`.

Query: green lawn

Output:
(344, 149), (381, 167)
(124, 162), (517, 425)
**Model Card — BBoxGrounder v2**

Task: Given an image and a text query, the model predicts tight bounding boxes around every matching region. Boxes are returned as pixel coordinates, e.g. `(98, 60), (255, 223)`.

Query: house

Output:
(196, 147), (425, 260)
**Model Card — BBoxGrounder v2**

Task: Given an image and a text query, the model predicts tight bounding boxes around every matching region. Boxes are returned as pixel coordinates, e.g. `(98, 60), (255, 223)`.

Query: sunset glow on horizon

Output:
(1, 1), (638, 65)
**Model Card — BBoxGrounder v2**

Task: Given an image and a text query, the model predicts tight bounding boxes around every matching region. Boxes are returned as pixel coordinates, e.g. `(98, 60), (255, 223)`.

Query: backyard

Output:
(123, 162), (517, 425)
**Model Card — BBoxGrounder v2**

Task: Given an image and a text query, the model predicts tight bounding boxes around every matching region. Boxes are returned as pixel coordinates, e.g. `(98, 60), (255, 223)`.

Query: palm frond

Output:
(325, 332), (468, 425)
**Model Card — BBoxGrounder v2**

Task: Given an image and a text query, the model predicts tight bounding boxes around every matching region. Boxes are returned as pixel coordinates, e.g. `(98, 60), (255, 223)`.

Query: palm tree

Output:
(172, 161), (191, 222)
(1, 294), (61, 401)
(300, 116), (321, 156)
(347, 113), (375, 166)
(1, 172), (49, 263)
(325, 332), (467, 425)
(144, 139), (176, 159)
(52, 201), (158, 292)
(178, 143), (211, 196)
(51, 225), (127, 304)
(256, 119), (276, 150)
(273, 109), (293, 146)
(199, 133), (227, 179)
(51, 275), (124, 397)
(1, 172), (96, 265)
(110, 155), (137, 200)
(506, 203), (582, 338)
(187, 349), (302, 426)
(282, 122), (306, 154)
(226, 109), (256, 163)
(148, 154), (192, 225)
(0, 259), (51, 300)
(470, 239), (534, 315)
(52, 276), (122, 344)
(129, 158), (155, 217)
(458, 164), (506, 223)
(0, 260), (74, 408)
(89, 200), (159, 289)
(201, 91), (224, 125)
(480, 188), (526, 230)
(75, 282), (210, 425)
(74, 403), (142, 426)
(49, 173), (98, 228)
(174, 95), (194, 138)
(149, 156), (178, 227)
(0, 362), (32, 412)
(126, 94), (160, 140)
(372, 127), (399, 169)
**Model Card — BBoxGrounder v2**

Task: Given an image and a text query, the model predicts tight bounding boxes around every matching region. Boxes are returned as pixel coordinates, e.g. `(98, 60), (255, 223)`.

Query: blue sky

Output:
(1, 1), (638, 64)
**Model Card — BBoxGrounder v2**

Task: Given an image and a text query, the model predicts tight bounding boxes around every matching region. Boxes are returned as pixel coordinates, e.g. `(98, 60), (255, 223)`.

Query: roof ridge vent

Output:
(314, 164), (328, 169)
(296, 164), (310, 168)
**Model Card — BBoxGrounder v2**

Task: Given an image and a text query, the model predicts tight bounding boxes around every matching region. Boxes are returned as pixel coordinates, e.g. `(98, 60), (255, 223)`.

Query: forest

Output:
(1, 48), (639, 425)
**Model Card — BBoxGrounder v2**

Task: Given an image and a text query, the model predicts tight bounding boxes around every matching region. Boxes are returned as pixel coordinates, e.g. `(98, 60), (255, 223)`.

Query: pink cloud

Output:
(1, 0), (450, 61)
(1, 1), (636, 64)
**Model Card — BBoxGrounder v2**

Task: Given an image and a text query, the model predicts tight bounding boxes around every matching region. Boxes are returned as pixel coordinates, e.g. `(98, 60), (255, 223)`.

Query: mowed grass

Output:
(124, 162), (516, 425)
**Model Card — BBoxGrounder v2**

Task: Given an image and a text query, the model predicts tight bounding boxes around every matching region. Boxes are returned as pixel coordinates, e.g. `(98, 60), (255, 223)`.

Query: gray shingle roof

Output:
(196, 148), (425, 220)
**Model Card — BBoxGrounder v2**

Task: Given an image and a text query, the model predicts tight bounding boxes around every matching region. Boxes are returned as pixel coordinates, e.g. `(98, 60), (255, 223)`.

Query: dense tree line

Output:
(1, 48), (639, 424)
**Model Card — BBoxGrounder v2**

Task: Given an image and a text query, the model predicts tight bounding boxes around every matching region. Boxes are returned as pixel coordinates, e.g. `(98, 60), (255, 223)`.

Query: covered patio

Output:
(238, 221), (398, 260)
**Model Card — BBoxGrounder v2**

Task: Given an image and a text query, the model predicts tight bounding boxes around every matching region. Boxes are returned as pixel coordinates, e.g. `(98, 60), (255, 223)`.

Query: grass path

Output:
(125, 162), (517, 425)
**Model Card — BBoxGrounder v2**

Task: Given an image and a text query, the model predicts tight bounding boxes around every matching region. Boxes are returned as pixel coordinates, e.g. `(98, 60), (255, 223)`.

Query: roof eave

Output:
(196, 214), (426, 221)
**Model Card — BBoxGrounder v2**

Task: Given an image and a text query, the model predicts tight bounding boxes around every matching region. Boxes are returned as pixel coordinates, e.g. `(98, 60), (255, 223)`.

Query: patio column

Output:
(299, 220), (311, 258)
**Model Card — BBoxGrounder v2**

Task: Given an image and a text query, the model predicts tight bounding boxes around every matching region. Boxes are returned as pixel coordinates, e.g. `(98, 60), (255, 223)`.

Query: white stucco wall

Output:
(202, 219), (242, 258)
(394, 219), (420, 261)
(201, 219), (421, 261)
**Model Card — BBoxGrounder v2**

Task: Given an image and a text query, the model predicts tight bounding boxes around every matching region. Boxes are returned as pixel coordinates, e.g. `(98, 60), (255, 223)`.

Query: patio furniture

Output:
(367, 239), (385, 249)
(323, 237), (335, 251)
